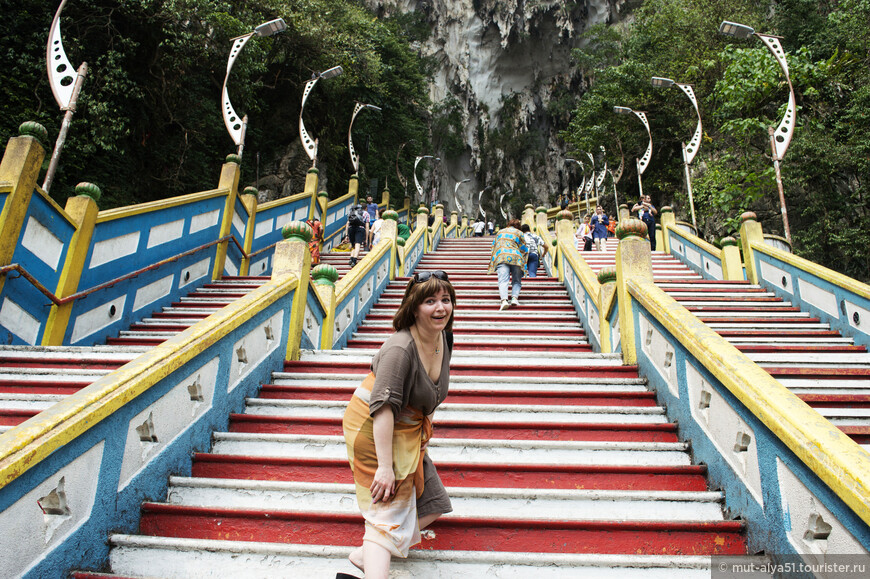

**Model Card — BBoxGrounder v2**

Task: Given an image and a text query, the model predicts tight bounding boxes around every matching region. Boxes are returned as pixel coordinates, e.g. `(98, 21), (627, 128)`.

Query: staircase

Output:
(76, 237), (749, 578)
(0, 276), (268, 434)
(582, 244), (870, 448)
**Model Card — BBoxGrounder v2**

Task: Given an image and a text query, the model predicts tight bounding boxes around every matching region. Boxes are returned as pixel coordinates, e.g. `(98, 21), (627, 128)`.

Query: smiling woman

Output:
(341, 272), (456, 579)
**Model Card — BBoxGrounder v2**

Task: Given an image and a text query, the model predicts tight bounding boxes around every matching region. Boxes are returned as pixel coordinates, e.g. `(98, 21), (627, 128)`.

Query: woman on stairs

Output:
(488, 218), (528, 310)
(342, 270), (456, 579)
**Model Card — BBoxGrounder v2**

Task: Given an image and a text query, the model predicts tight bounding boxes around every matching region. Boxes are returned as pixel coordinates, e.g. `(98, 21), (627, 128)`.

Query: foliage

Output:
(560, 0), (870, 281)
(0, 0), (433, 210)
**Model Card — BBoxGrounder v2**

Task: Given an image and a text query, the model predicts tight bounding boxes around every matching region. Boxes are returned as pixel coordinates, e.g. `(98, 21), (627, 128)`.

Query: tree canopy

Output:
(561, 0), (870, 281)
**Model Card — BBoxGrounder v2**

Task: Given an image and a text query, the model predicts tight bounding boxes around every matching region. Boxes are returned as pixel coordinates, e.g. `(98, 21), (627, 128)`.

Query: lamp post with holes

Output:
(348, 102), (381, 173)
(221, 18), (287, 159)
(299, 65), (344, 167)
(613, 106), (653, 200)
(453, 178), (470, 215)
(413, 155), (439, 205)
(43, 0), (88, 193)
(719, 21), (796, 243)
(651, 76), (702, 231)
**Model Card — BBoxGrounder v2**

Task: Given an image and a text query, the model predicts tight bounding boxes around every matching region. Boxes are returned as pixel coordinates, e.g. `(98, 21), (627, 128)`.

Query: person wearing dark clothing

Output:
(590, 205), (609, 251)
(631, 195), (658, 251)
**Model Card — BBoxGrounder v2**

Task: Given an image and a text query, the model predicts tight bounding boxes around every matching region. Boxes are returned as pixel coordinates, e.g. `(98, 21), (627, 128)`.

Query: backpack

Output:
(348, 207), (365, 227)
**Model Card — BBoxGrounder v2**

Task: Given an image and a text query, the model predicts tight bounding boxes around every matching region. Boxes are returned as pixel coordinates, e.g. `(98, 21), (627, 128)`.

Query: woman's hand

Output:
(370, 464), (396, 504)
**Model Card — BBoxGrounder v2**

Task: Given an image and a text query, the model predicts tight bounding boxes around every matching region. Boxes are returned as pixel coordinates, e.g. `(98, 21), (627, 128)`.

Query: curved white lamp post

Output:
(614, 106), (653, 199)
(222, 18), (287, 159)
(453, 178), (470, 214)
(719, 20), (796, 242)
(43, 0), (88, 193)
(413, 155), (440, 205)
(299, 65), (344, 166)
(652, 76), (702, 230)
(348, 102), (381, 172)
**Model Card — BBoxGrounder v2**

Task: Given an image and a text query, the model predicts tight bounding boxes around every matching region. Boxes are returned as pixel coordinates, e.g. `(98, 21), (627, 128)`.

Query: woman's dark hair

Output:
(520, 224), (530, 232)
(507, 218), (521, 229)
(393, 276), (456, 332)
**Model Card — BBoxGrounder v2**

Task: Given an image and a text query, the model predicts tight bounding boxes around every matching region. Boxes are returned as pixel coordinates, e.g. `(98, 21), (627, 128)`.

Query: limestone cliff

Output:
(366, 0), (623, 216)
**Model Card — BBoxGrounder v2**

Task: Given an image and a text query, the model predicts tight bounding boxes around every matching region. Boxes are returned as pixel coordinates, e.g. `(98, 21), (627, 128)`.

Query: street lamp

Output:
(299, 65), (344, 166)
(222, 18), (287, 159)
(565, 158), (586, 211)
(413, 155), (440, 205)
(348, 102), (382, 172)
(499, 190), (512, 221)
(453, 178), (470, 214)
(43, 0), (89, 193)
(477, 186), (491, 220)
(719, 21), (796, 243)
(613, 106), (653, 199)
(652, 76), (702, 230)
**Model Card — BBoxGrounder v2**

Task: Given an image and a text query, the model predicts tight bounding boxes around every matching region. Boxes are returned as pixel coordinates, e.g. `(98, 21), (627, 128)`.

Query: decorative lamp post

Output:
(299, 65), (344, 167)
(608, 139), (625, 212)
(651, 76), (702, 230)
(413, 155), (440, 205)
(564, 157), (586, 211)
(453, 178), (470, 214)
(222, 18), (287, 159)
(477, 186), (491, 220)
(348, 102), (382, 172)
(396, 141), (414, 197)
(43, 0), (89, 193)
(613, 106), (653, 199)
(719, 21), (796, 243)
(499, 190), (511, 222)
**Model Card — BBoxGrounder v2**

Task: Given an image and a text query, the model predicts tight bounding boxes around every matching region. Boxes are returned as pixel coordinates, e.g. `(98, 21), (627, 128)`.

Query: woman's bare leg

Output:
(362, 542), (392, 579)
(348, 546), (364, 571)
(419, 512), (441, 530)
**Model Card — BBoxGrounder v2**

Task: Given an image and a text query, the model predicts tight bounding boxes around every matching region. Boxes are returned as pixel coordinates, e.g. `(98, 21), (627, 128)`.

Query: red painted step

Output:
(0, 408), (38, 426)
(139, 503), (746, 555)
(737, 344), (866, 353)
(0, 379), (90, 395)
(284, 360), (640, 378)
(354, 326), (587, 337)
(191, 455), (710, 491)
(799, 394), (870, 409)
(258, 385), (654, 406)
(0, 357), (125, 370)
(346, 339), (593, 352)
(228, 415), (677, 442)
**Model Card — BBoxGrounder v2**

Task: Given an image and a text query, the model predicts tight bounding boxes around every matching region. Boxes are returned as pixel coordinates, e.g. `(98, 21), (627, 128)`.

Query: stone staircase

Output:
(0, 276), (268, 434)
(582, 244), (870, 448)
(74, 237), (749, 578)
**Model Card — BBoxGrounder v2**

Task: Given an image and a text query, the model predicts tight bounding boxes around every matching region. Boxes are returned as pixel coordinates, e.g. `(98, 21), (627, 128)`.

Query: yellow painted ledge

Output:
(629, 278), (870, 526)
(96, 188), (230, 223)
(0, 274), (298, 488)
(327, 190), (357, 209)
(335, 240), (391, 304)
(258, 190), (310, 212)
(560, 239), (601, 300)
(751, 241), (870, 299)
(666, 224), (722, 259)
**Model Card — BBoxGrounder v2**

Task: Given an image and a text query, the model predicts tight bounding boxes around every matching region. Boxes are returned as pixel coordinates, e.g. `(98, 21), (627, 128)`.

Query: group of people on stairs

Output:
(486, 218), (549, 311)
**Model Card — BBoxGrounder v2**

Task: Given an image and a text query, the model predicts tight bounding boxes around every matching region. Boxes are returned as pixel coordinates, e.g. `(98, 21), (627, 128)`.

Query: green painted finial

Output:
(382, 209), (399, 221)
(281, 220), (313, 243)
(616, 218), (648, 240)
(311, 264), (339, 286)
(19, 121), (48, 145)
(225, 153), (242, 165)
(74, 182), (101, 202)
(597, 266), (617, 285)
(243, 186), (258, 197)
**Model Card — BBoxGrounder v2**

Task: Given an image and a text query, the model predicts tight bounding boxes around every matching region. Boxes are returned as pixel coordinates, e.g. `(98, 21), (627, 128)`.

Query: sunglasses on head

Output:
(412, 270), (449, 283)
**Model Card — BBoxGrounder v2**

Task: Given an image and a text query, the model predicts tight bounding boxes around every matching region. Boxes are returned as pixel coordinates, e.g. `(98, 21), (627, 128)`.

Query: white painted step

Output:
(164, 477), (726, 521)
(211, 433), (692, 466)
(270, 371), (647, 388)
(299, 349), (623, 364)
(107, 536), (766, 579)
(243, 399), (669, 424)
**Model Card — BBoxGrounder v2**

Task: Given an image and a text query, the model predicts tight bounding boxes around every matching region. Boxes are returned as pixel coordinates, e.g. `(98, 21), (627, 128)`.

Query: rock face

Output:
(366, 0), (623, 216)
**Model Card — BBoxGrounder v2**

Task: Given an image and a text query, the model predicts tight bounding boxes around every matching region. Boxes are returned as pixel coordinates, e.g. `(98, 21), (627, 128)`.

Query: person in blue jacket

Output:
(590, 205), (609, 251)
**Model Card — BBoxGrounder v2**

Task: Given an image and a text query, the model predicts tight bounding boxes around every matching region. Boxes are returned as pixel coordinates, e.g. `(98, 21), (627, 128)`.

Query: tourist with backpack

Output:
(345, 204), (369, 267)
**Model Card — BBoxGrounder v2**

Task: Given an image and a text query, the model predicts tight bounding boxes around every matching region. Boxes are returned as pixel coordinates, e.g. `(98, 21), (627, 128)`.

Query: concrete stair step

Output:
(102, 535), (758, 578)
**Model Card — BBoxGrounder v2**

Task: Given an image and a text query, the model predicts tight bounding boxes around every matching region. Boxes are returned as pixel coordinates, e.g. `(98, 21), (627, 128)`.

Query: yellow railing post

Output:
(615, 218), (654, 365)
(272, 221), (313, 361)
(720, 236), (744, 281)
(618, 203), (630, 223)
(554, 209), (575, 284)
(659, 206), (676, 255)
(42, 184), (101, 345)
(0, 123), (47, 299)
(212, 154), (242, 280)
(597, 267), (617, 354)
(416, 206), (430, 253)
(311, 264), (339, 350)
(304, 168), (320, 220)
(381, 210), (399, 280)
(534, 206), (548, 233)
(380, 187), (390, 212)
(239, 187), (258, 276)
(460, 213), (468, 237)
(738, 211), (765, 285)
(522, 204), (535, 227)
(346, 174), (359, 207)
